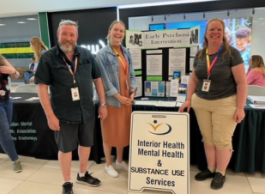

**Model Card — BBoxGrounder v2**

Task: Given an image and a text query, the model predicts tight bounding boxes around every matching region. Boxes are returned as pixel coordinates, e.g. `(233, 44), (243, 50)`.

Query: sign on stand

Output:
(128, 111), (190, 194)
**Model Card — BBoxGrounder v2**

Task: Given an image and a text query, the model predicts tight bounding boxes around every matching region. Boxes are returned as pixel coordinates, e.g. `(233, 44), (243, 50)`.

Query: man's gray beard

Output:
(60, 45), (75, 53)
(59, 42), (76, 53)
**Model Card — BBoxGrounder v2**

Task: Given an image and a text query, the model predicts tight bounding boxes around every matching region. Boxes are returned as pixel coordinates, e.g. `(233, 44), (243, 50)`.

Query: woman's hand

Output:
(130, 93), (135, 101)
(0, 66), (16, 75)
(178, 100), (191, 113)
(234, 108), (245, 123)
(118, 96), (133, 106)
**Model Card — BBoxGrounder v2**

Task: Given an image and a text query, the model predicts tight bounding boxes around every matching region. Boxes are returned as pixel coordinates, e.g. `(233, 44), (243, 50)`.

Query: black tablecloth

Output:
(93, 99), (265, 174)
(1, 94), (265, 174)
(0, 93), (100, 161)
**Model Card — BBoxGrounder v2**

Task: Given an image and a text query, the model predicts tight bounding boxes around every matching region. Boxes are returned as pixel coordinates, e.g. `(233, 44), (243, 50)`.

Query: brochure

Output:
(247, 96), (265, 104)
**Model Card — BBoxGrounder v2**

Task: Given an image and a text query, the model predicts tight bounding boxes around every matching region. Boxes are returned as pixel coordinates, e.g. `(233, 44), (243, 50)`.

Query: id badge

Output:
(71, 87), (80, 101)
(202, 79), (211, 92)
(125, 80), (129, 90)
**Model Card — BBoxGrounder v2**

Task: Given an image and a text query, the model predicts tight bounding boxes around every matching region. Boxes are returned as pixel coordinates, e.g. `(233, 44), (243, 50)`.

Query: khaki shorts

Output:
(191, 93), (237, 150)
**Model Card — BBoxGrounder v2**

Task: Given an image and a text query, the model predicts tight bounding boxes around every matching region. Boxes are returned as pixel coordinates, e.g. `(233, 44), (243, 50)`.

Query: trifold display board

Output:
(126, 28), (199, 98)
(128, 111), (190, 194)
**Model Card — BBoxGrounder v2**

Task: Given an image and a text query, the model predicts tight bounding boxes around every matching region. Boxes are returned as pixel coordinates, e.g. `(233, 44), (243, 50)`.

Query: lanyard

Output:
(112, 47), (128, 75)
(63, 57), (78, 84)
(206, 45), (223, 78)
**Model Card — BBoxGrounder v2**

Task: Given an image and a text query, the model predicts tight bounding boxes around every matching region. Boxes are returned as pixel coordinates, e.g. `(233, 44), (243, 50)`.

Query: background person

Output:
(24, 57), (37, 84)
(95, 20), (137, 178)
(0, 54), (22, 173)
(29, 37), (48, 84)
(235, 27), (251, 72)
(35, 20), (107, 194)
(247, 55), (265, 87)
(179, 18), (247, 190)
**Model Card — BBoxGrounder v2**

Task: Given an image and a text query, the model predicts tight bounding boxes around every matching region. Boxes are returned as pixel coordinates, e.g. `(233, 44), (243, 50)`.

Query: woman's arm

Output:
(246, 70), (257, 85)
(232, 63), (247, 123)
(95, 53), (118, 97)
(0, 58), (20, 79)
(179, 68), (198, 112)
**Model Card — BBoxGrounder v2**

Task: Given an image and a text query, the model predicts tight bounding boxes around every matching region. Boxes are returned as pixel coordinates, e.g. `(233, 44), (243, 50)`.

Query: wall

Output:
(48, 7), (117, 54)
(0, 15), (40, 68)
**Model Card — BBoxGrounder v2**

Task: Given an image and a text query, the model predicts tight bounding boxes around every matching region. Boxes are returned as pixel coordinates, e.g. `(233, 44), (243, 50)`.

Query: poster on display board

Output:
(164, 17), (252, 72)
(128, 111), (190, 194)
(128, 48), (142, 70)
(126, 29), (199, 49)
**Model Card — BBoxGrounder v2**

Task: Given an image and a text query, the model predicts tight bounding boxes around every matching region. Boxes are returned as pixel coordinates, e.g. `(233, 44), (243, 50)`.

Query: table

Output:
(0, 93), (101, 161)
(1, 94), (264, 174)
(93, 99), (265, 174)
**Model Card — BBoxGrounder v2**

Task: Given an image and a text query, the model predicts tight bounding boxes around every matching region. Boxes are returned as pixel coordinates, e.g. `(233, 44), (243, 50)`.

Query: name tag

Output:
(202, 79), (211, 92)
(71, 87), (80, 101)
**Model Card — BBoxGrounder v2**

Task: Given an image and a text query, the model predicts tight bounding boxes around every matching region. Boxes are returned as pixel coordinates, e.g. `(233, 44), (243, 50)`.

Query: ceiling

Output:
(0, 0), (216, 17)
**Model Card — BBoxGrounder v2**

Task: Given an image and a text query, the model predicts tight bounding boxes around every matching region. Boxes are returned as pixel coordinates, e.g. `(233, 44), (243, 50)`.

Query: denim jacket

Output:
(95, 44), (137, 107)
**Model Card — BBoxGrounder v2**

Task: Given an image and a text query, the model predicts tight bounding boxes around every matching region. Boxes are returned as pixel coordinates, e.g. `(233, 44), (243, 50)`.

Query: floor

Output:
(5, 83), (265, 194)
(0, 154), (265, 194)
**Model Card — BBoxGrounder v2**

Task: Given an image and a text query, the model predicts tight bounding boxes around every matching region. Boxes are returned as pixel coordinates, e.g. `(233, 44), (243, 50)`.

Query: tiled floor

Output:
(0, 154), (265, 194)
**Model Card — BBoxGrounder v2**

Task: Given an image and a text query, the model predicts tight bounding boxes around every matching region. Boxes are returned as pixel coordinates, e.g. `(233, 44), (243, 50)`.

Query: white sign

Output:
(168, 48), (186, 76)
(129, 111), (190, 194)
(129, 48), (142, 70)
(126, 29), (199, 49)
(135, 77), (143, 97)
(170, 80), (179, 97)
(146, 54), (162, 76)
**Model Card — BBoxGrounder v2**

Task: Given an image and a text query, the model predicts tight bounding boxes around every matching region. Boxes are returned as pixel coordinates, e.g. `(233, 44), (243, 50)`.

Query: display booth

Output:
(125, 28), (199, 98)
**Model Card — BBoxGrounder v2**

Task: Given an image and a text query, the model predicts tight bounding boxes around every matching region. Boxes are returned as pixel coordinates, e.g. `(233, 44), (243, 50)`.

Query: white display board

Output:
(129, 111), (190, 194)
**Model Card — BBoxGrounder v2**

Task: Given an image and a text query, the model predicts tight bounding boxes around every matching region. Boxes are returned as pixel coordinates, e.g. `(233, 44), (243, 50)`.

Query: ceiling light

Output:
(0, 24), (6, 26)
(17, 21), (26, 24)
(118, 0), (217, 9)
(27, 18), (37, 20)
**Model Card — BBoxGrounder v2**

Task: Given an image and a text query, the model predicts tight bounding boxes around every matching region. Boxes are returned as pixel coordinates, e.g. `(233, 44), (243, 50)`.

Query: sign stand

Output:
(128, 111), (190, 194)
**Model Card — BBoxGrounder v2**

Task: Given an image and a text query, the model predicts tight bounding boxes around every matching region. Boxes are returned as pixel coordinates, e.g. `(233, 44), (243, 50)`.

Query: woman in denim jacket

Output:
(95, 20), (136, 178)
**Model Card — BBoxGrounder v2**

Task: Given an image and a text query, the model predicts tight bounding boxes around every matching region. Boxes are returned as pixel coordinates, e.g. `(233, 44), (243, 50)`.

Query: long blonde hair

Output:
(251, 55), (265, 78)
(199, 18), (231, 60)
(30, 37), (48, 61)
(0, 53), (5, 66)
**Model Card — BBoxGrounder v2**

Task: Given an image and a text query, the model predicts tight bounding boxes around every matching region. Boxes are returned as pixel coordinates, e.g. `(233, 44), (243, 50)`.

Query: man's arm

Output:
(38, 83), (60, 130)
(93, 77), (107, 121)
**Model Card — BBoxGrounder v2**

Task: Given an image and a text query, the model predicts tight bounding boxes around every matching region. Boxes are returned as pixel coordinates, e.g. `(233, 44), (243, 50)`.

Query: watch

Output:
(100, 103), (107, 107)
(130, 88), (137, 95)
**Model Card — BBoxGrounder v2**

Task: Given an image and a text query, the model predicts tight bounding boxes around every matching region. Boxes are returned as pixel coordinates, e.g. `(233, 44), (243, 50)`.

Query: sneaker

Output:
(211, 172), (226, 190)
(62, 182), (73, 194)
(13, 160), (22, 173)
(115, 160), (128, 171)
(195, 169), (215, 181)
(76, 171), (101, 187)
(105, 164), (118, 178)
